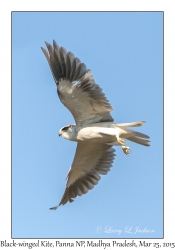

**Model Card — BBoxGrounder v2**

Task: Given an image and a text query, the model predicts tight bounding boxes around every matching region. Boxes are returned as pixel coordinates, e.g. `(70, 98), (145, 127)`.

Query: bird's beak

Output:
(59, 132), (61, 137)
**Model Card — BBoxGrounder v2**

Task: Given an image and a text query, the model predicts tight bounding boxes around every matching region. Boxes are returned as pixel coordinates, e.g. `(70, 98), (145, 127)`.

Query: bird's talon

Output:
(122, 146), (131, 155)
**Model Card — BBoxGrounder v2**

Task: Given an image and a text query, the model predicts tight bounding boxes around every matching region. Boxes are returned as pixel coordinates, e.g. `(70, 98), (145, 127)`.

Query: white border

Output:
(1, 0), (175, 247)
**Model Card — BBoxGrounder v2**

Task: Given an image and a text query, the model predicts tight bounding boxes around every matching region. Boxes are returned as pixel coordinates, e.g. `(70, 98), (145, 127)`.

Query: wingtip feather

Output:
(49, 205), (59, 210)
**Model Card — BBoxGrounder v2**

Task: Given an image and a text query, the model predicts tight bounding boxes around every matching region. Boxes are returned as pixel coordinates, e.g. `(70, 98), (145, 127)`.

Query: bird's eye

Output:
(62, 126), (69, 131)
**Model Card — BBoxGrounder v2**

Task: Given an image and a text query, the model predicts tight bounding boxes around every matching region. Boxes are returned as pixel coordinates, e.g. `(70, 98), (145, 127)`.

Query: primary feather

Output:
(41, 40), (113, 126)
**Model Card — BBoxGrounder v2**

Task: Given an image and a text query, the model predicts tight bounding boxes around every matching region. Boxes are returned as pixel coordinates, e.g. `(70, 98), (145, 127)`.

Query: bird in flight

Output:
(41, 40), (150, 210)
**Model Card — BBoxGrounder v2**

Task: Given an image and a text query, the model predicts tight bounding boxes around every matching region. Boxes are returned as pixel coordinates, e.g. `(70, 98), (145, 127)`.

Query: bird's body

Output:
(61, 122), (119, 142)
(41, 40), (150, 209)
(60, 121), (147, 145)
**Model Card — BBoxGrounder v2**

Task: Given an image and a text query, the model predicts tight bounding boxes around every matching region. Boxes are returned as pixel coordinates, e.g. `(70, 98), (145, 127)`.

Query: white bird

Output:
(41, 40), (150, 209)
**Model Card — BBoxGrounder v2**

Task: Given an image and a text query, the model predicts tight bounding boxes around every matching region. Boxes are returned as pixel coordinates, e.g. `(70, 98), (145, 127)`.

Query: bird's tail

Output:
(125, 131), (150, 146)
(117, 120), (146, 127)
(117, 121), (150, 146)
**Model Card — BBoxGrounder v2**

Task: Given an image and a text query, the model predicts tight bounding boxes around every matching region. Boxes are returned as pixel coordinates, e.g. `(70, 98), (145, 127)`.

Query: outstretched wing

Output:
(50, 142), (116, 209)
(41, 40), (114, 126)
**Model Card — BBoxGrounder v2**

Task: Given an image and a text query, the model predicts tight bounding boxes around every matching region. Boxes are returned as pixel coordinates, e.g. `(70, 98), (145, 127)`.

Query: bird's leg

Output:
(116, 136), (131, 155)
(117, 137), (125, 145)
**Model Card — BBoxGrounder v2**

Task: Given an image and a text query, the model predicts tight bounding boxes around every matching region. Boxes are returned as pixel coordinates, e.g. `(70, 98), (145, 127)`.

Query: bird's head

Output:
(59, 124), (76, 140)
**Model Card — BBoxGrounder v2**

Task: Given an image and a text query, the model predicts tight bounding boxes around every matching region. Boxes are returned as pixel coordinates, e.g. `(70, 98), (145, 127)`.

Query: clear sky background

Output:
(12, 12), (163, 238)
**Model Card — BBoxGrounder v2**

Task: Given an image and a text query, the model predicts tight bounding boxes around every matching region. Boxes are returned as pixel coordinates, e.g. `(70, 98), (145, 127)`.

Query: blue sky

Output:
(12, 12), (163, 238)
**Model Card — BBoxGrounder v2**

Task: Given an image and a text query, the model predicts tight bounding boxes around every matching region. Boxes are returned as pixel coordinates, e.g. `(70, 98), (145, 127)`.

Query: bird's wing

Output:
(41, 40), (114, 126)
(50, 142), (116, 209)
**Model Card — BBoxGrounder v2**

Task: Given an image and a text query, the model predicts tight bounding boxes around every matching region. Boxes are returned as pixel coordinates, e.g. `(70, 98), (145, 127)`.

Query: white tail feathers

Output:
(117, 121), (150, 146)
(117, 121), (146, 127)
(126, 131), (150, 146)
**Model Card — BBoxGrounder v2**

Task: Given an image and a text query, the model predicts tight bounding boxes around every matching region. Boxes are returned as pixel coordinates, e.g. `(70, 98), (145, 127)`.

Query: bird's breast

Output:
(76, 126), (116, 143)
